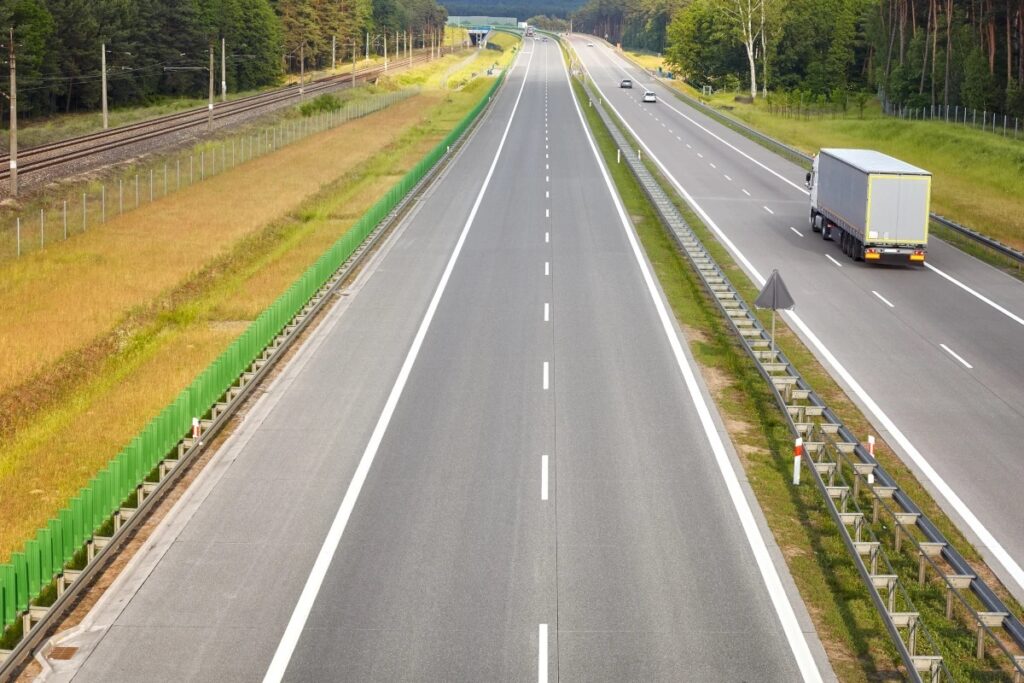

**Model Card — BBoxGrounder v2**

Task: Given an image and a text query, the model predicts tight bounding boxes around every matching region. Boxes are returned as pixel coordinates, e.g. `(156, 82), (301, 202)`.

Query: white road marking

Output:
(709, 163), (716, 169)
(564, 44), (823, 682)
(262, 45), (537, 683)
(685, 143), (691, 149)
(545, 231), (549, 243)
(676, 136), (682, 141)
(724, 174), (732, 181)
(763, 206), (774, 215)
(538, 624), (549, 683)
(940, 343), (973, 369)
(543, 361), (550, 390)
(545, 175), (549, 182)
(546, 190), (549, 198)
(741, 188), (750, 196)
(544, 302), (550, 321)
(872, 290), (895, 308)
(546, 208), (550, 218)
(545, 261), (550, 275)
(826, 254), (843, 268)
(546, 153), (549, 159)
(541, 455), (549, 500)
(546, 163), (549, 170)
(924, 263), (1024, 328)
(579, 40), (1024, 599)
(697, 152), (703, 159)
(789, 226), (803, 237)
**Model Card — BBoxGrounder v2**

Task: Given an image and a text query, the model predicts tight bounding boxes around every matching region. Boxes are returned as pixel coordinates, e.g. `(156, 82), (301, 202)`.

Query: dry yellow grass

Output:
(0, 97), (432, 396)
(0, 81), (491, 562)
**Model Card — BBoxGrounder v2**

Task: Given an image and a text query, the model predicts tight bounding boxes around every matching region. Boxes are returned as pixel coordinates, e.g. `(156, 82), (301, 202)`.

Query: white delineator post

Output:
(192, 417), (201, 442)
(793, 437), (803, 485)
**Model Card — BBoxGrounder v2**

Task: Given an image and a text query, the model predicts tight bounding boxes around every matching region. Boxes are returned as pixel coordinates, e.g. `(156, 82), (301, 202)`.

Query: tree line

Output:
(570, 0), (1024, 116)
(0, 0), (447, 120)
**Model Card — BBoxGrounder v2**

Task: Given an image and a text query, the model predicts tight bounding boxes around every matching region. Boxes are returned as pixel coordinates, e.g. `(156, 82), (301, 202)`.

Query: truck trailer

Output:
(807, 148), (931, 264)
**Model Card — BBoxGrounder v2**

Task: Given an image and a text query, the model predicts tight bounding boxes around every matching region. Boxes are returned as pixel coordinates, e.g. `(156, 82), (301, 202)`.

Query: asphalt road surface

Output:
(43, 38), (830, 682)
(570, 35), (1024, 603)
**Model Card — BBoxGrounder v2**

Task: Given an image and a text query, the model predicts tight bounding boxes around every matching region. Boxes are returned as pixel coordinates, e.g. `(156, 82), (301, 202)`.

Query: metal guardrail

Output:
(622, 60), (1024, 269)
(0, 72), (508, 683)
(578, 69), (1024, 682)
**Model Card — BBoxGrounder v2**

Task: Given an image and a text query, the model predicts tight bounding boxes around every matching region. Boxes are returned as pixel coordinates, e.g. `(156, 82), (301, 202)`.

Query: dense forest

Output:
(0, 0), (447, 119)
(571, 0), (1024, 116)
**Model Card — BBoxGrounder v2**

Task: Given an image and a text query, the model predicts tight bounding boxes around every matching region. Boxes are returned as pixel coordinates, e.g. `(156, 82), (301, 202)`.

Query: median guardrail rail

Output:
(620, 56), (1024, 270)
(577, 65), (1024, 682)
(0, 70), (508, 678)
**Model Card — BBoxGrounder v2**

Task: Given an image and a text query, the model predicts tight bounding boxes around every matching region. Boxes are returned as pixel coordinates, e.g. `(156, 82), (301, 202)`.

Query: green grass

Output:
(572, 63), (1024, 680)
(641, 68), (1024, 254)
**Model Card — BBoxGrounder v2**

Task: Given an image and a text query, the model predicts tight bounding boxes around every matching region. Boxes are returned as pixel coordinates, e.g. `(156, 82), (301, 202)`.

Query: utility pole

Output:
(299, 43), (304, 98)
(208, 45), (214, 129)
(220, 36), (226, 102)
(101, 42), (108, 129)
(9, 27), (17, 197)
(332, 35), (336, 70)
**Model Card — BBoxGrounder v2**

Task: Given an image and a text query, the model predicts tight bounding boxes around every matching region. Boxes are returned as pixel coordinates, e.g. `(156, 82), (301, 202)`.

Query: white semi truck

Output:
(807, 148), (931, 264)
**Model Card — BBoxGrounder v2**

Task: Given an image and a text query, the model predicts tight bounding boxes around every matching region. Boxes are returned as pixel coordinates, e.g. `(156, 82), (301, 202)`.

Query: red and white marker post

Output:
(192, 417), (201, 440)
(866, 435), (876, 484)
(793, 437), (803, 485)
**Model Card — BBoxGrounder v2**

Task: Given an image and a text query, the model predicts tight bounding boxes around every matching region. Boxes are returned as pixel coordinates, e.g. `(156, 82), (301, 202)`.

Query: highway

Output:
(40, 38), (829, 681)
(569, 35), (1024, 602)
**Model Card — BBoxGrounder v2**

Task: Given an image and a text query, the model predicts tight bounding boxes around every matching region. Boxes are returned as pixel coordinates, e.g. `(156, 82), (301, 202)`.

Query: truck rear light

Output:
(865, 249), (881, 260)
(910, 251), (925, 262)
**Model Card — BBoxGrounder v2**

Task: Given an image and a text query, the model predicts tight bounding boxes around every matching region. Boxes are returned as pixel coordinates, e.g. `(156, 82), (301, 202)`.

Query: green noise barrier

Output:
(1, 71), (507, 636)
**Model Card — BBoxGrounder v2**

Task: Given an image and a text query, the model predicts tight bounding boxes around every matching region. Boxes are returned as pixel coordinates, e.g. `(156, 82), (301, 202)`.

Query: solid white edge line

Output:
(925, 262), (1024, 327)
(541, 455), (549, 501)
(872, 290), (895, 308)
(790, 227), (804, 238)
(261, 46), (537, 683)
(939, 343), (974, 369)
(563, 41), (823, 682)
(543, 361), (550, 390)
(580, 37), (1024, 597)
(825, 254), (843, 268)
(538, 623), (549, 683)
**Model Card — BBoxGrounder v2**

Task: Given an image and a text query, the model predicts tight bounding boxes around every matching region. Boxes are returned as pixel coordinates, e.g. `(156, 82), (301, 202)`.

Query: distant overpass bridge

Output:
(447, 15), (520, 46)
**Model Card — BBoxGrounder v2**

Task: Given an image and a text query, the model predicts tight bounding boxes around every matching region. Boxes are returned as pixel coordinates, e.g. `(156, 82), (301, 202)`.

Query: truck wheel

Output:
(810, 212), (821, 233)
(822, 222), (832, 241)
(841, 232), (850, 256)
(854, 239), (865, 262)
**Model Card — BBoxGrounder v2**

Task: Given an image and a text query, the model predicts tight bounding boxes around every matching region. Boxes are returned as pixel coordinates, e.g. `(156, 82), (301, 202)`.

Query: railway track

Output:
(0, 52), (432, 182)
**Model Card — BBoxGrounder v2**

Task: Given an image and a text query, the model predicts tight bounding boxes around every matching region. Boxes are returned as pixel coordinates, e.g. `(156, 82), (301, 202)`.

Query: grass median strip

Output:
(572, 70), (1024, 680)
(0, 76), (500, 565)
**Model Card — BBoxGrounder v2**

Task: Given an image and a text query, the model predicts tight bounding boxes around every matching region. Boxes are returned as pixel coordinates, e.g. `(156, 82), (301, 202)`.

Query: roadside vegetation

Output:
(0, 59), (505, 564)
(623, 48), (1024, 253)
(569, 43), (1024, 679)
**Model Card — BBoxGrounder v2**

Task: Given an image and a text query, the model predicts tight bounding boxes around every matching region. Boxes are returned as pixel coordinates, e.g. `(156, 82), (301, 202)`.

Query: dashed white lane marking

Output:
(872, 290), (895, 308)
(544, 302), (550, 322)
(546, 190), (549, 198)
(789, 226), (804, 237)
(697, 153), (703, 159)
(940, 343), (973, 369)
(676, 136), (682, 141)
(545, 208), (550, 218)
(724, 174), (732, 181)
(826, 254), (843, 268)
(924, 263), (1024, 328)
(538, 624), (549, 683)
(542, 361), (550, 390)
(545, 231), (549, 243)
(545, 175), (549, 182)
(541, 455), (549, 500)
(565, 47), (823, 682)
(741, 189), (751, 196)
(763, 206), (774, 215)
(546, 163), (549, 170)
(709, 163), (716, 169)
(580, 41), (1024, 603)
(262, 44), (537, 683)
(545, 261), (550, 276)
(685, 143), (691, 149)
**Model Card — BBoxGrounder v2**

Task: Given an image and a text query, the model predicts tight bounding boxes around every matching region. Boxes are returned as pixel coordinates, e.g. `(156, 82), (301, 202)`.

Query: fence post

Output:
(119, 179), (123, 214)
(135, 174), (139, 208)
(82, 193), (87, 232)
(40, 208), (44, 248)
(16, 217), (20, 257)
(63, 200), (67, 240)
(102, 185), (106, 222)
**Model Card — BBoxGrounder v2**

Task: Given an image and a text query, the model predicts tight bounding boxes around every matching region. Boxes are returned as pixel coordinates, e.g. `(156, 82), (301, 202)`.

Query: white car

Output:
(642, 90), (657, 103)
